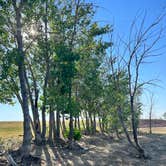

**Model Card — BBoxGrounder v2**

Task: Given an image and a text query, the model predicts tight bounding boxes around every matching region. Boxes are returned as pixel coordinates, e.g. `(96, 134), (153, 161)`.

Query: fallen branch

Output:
(5, 154), (18, 166)
(0, 145), (18, 166)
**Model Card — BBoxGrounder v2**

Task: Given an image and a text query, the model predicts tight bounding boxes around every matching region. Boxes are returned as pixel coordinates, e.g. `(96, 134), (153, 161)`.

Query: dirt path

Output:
(56, 134), (166, 166)
(1, 134), (166, 166)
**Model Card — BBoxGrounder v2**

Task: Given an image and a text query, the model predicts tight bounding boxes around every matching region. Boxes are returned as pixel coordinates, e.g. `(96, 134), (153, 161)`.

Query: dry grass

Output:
(0, 121), (23, 138)
(139, 127), (166, 134)
(0, 122), (166, 165)
(0, 121), (166, 139)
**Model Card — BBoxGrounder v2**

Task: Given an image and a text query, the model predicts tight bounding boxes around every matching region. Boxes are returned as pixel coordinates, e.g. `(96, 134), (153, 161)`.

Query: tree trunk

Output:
(149, 116), (152, 134)
(117, 106), (134, 146)
(48, 107), (54, 144)
(74, 116), (77, 129)
(89, 112), (93, 134)
(77, 116), (81, 130)
(130, 96), (145, 158)
(41, 105), (46, 142)
(68, 80), (74, 145)
(24, 70), (42, 145)
(149, 108), (152, 134)
(102, 117), (105, 132)
(56, 110), (60, 139)
(52, 112), (56, 141)
(62, 114), (66, 131)
(41, 0), (49, 142)
(98, 115), (103, 133)
(30, 115), (35, 136)
(69, 113), (74, 144)
(85, 111), (90, 134)
(80, 113), (86, 131)
(93, 113), (96, 134)
(14, 3), (32, 157)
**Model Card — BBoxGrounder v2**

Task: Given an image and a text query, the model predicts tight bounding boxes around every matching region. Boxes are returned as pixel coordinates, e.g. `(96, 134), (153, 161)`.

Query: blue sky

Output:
(0, 0), (166, 121)
(94, 0), (166, 118)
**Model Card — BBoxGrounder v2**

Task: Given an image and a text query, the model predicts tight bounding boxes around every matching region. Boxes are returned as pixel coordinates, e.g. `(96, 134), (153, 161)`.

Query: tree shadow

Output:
(43, 146), (53, 166)
(50, 146), (67, 166)
(8, 134), (166, 165)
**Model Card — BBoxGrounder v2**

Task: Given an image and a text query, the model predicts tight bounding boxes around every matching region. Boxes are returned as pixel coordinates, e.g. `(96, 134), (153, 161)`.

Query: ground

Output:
(0, 122), (166, 166)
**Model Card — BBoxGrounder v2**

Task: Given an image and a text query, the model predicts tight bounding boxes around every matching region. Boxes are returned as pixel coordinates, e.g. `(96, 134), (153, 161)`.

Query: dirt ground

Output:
(0, 133), (166, 166)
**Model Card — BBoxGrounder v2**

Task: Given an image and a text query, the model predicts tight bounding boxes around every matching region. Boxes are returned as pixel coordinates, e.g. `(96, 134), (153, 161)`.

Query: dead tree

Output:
(109, 12), (164, 158)
(149, 93), (155, 134)
(127, 13), (163, 158)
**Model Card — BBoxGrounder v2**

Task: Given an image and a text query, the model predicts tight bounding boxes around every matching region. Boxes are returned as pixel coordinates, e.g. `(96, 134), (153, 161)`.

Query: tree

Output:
(149, 93), (155, 134)
(119, 13), (163, 158)
(0, 0), (33, 158)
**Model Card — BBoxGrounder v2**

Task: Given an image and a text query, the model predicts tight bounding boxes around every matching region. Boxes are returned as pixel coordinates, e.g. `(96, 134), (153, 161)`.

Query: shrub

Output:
(73, 129), (82, 141)
(64, 128), (82, 141)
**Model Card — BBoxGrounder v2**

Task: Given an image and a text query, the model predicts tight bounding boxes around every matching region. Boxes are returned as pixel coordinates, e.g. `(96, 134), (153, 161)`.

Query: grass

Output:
(139, 127), (166, 134)
(0, 121), (166, 139)
(0, 121), (23, 138)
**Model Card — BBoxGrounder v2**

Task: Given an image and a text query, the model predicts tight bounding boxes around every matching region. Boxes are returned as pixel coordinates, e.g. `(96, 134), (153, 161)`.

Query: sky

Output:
(93, 0), (166, 119)
(0, 0), (166, 121)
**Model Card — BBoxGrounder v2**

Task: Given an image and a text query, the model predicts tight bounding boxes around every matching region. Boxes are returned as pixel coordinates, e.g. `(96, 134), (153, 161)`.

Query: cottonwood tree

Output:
(0, 0), (34, 158)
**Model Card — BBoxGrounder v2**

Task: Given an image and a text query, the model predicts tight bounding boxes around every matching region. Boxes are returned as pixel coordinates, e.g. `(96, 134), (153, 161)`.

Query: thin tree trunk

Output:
(41, 0), (50, 142)
(89, 112), (93, 134)
(93, 113), (96, 133)
(68, 80), (74, 144)
(98, 114), (103, 133)
(24, 70), (42, 144)
(48, 107), (54, 144)
(117, 106), (135, 146)
(149, 114), (152, 134)
(85, 111), (90, 134)
(77, 116), (81, 130)
(52, 112), (56, 141)
(62, 114), (66, 131)
(130, 96), (145, 157)
(102, 117), (105, 132)
(56, 110), (60, 139)
(74, 116), (77, 129)
(80, 113), (86, 131)
(69, 112), (74, 144)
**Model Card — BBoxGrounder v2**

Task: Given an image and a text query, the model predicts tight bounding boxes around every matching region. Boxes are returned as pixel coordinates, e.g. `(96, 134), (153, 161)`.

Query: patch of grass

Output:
(0, 121), (23, 138)
(139, 127), (166, 134)
(64, 128), (82, 141)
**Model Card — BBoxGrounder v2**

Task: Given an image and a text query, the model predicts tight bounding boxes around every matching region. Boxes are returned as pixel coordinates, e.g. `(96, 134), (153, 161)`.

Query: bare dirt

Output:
(0, 133), (166, 166)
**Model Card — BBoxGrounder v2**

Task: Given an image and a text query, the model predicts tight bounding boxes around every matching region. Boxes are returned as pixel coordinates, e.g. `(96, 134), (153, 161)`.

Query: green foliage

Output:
(89, 23), (112, 37)
(64, 128), (82, 141)
(0, 0), (145, 140)
(0, 82), (15, 104)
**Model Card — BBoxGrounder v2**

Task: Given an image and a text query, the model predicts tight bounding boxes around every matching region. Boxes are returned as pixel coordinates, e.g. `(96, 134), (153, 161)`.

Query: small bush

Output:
(64, 128), (82, 141)
(73, 129), (82, 141)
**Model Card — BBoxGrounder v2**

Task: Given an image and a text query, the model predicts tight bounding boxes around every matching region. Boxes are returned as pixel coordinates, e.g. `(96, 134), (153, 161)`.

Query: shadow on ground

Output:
(1, 133), (166, 166)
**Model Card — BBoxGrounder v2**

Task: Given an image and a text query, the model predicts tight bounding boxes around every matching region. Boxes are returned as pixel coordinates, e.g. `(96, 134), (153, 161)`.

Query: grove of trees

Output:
(0, 0), (164, 162)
